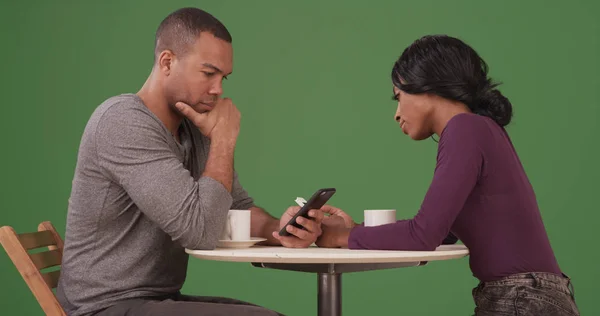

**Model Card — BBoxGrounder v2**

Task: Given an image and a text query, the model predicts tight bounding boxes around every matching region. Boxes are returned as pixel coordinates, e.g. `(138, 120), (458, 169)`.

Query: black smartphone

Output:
(278, 188), (336, 236)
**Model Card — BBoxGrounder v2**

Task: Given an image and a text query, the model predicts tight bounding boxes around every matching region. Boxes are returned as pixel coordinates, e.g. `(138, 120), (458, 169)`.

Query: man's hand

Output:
(175, 98), (240, 142)
(272, 206), (324, 248)
(316, 205), (355, 248)
(175, 98), (241, 192)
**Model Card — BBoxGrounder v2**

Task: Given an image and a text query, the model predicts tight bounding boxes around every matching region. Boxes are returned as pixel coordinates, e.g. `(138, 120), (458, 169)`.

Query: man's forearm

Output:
(250, 206), (281, 245)
(202, 139), (236, 192)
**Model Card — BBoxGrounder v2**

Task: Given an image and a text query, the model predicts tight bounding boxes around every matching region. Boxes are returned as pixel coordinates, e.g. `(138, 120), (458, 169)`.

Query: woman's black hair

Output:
(391, 35), (512, 127)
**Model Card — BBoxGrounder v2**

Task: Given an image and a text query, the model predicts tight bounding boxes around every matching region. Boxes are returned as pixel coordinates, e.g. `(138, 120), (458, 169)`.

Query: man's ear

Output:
(157, 50), (175, 75)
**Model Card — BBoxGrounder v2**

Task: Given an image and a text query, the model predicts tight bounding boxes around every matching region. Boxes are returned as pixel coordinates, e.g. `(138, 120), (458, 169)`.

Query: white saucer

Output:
(217, 237), (267, 249)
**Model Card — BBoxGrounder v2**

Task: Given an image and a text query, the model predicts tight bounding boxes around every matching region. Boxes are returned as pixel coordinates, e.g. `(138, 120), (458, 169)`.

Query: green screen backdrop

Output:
(1, 1), (598, 315)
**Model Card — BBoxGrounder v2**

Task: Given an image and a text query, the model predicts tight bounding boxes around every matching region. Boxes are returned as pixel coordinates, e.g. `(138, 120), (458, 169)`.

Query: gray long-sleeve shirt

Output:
(56, 94), (255, 316)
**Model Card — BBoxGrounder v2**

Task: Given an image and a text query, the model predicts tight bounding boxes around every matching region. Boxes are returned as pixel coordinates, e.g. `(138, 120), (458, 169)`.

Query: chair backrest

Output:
(0, 221), (66, 316)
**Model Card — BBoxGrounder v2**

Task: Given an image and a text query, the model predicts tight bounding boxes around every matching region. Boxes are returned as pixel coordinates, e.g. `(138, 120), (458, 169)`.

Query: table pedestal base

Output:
(252, 262), (425, 316)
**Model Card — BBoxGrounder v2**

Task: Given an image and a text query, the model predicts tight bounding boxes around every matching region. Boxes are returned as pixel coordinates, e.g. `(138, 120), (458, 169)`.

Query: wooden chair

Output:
(0, 221), (66, 316)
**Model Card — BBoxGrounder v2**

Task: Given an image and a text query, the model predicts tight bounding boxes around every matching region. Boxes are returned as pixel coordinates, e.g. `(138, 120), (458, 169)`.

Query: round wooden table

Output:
(186, 244), (469, 316)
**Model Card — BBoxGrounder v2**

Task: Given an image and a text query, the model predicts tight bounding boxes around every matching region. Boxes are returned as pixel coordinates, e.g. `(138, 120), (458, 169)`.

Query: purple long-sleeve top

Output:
(348, 113), (562, 282)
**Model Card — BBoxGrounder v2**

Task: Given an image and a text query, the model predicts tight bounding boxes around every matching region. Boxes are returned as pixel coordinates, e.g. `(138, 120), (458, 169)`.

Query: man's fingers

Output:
(271, 231), (304, 248)
(175, 101), (216, 135)
(285, 224), (312, 240)
(174, 101), (195, 116)
(307, 209), (324, 223)
(296, 216), (320, 234)
(175, 102), (200, 122)
(285, 206), (301, 216)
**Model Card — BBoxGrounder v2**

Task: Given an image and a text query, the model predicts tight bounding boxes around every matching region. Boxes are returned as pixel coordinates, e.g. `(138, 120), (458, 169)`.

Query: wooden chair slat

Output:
(41, 270), (61, 289)
(0, 224), (66, 315)
(30, 249), (62, 270)
(18, 230), (56, 250)
(39, 221), (64, 251)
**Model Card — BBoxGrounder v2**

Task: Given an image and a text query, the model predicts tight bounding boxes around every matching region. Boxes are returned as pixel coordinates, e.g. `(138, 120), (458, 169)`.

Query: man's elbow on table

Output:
(167, 180), (233, 250)
(188, 235), (220, 250)
(185, 177), (235, 249)
(171, 220), (221, 250)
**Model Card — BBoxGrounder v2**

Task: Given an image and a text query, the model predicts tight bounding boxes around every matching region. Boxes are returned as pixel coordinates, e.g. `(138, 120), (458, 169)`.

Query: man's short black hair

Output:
(154, 7), (232, 60)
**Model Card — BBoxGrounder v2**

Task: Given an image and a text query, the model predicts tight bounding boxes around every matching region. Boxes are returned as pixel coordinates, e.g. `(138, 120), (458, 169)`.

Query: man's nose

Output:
(395, 115), (401, 122)
(208, 81), (223, 95)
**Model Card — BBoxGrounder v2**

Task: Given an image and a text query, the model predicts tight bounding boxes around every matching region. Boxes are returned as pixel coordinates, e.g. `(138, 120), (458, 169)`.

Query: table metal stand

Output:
(252, 261), (426, 316)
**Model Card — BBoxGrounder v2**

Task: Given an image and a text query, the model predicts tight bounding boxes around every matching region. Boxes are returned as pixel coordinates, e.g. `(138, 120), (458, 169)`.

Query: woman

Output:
(315, 35), (580, 316)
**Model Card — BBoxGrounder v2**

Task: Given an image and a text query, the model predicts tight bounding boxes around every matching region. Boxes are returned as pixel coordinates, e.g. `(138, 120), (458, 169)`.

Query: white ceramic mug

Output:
(364, 209), (396, 227)
(221, 210), (251, 241)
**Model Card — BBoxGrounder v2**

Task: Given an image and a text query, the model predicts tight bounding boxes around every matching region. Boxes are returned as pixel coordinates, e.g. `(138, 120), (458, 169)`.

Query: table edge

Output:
(185, 247), (469, 264)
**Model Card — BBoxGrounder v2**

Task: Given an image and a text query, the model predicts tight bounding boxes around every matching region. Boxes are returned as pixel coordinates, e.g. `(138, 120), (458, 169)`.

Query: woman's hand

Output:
(315, 205), (356, 248)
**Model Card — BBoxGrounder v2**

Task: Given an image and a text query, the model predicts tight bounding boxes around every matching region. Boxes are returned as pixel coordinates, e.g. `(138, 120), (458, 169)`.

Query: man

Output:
(57, 7), (323, 316)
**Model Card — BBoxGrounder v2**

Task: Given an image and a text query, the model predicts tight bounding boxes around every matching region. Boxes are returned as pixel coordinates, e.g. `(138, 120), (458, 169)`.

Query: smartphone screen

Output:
(278, 188), (336, 236)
